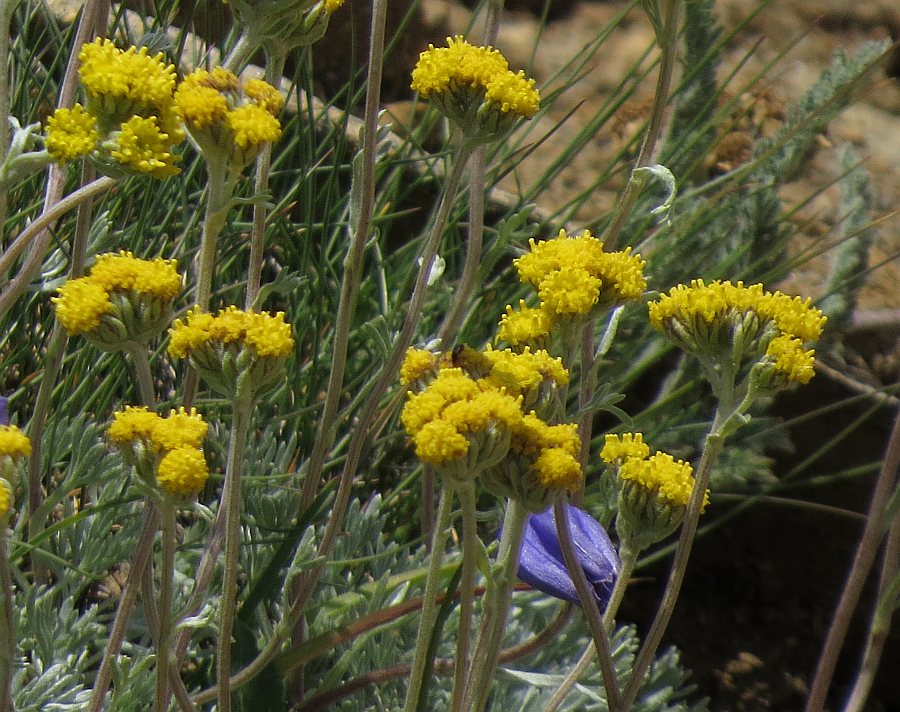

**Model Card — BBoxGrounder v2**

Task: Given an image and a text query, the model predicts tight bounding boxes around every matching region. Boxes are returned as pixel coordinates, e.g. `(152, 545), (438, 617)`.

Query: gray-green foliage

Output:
(818, 146), (878, 335)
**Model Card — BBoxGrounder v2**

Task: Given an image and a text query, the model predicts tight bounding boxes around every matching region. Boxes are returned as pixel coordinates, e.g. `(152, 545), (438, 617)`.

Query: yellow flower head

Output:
(54, 252), (181, 346)
(0, 478), (12, 519)
(108, 406), (164, 445)
(244, 78), (285, 114)
(764, 334), (816, 385)
(44, 104), (99, 163)
(648, 279), (825, 385)
(413, 419), (469, 466)
(411, 36), (539, 141)
(157, 447), (209, 496)
(175, 69), (282, 168)
(538, 267), (601, 316)
(400, 348), (438, 386)
(484, 70), (540, 117)
(53, 278), (113, 335)
(108, 115), (181, 177)
(78, 38), (179, 124)
(482, 346), (568, 397)
(497, 300), (554, 348)
(227, 103), (282, 149)
(532, 447), (582, 490)
(153, 407), (208, 450)
(600, 432), (650, 464)
(89, 251), (181, 299)
(168, 306), (294, 359)
(515, 230), (646, 317)
(411, 36), (509, 98)
(324, 0), (344, 11)
(0, 425), (32, 461)
(619, 451), (706, 510)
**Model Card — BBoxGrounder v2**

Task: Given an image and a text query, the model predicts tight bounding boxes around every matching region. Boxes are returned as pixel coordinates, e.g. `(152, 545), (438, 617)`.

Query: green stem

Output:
(245, 51), (287, 310)
(0, 528), (14, 712)
(463, 498), (528, 712)
(604, 543), (638, 630)
(291, 144), (471, 615)
(27, 160), (98, 585)
(155, 501), (177, 712)
(805, 407), (900, 712)
(402, 486), (455, 712)
(602, 0), (680, 251)
(553, 497), (620, 712)
(575, 318), (598, 504)
(0, 175), (116, 316)
(128, 347), (157, 408)
(216, 375), (256, 712)
(619, 426), (726, 711)
(87, 503), (160, 712)
(294, 0), (390, 518)
(222, 33), (257, 74)
(196, 158), (233, 310)
(450, 481), (478, 712)
(543, 542), (638, 712)
(438, 146), (485, 345)
(843, 514), (900, 712)
(0, 0), (20, 248)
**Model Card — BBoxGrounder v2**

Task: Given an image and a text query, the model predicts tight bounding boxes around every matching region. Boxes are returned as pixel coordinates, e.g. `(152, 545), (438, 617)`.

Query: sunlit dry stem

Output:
(602, 0), (680, 251)
(805, 407), (900, 712)
(402, 486), (455, 712)
(553, 497), (621, 712)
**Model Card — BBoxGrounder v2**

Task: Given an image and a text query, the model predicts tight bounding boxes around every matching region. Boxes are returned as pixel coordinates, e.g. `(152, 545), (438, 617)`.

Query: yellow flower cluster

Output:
(411, 36), (540, 140)
(0, 479), (11, 520)
(78, 38), (179, 125)
(167, 306), (294, 360)
(600, 432), (650, 464)
(43, 104), (99, 162)
(509, 412), (582, 491)
(175, 68), (282, 168)
(401, 366), (521, 467)
(498, 229), (647, 347)
(400, 348), (439, 386)
(481, 346), (568, 401)
(109, 406), (209, 496)
(43, 39), (183, 176)
(0, 424), (32, 460)
(54, 251), (181, 339)
(648, 279), (825, 384)
(601, 432), (707, 510)
(400, 346), (583, 497)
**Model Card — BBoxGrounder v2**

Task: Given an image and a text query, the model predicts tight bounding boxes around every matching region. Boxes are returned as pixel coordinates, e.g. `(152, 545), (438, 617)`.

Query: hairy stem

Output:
(438, 146), (485, 345)
(544, 542), (638, 712)
(602, 0), (680, 250)
(0, 528), (14, 712)
(805, 407), (900, 712)
(402, 486), (455, 712)
(87, 504), (160, 712)
(216, 376), (256, 712)
(553, 497), (621, 712)
(245, 50), (287, 309)
(155, 502), (177, 712)
(195, 158), (233, 310)
(462, 498), (528, 712)
(619, 428), (725, 711)
(450, 481), (478, 712)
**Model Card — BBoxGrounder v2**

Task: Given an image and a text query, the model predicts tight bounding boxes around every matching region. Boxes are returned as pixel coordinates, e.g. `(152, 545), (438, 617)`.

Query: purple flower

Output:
(517, 503), (620, 607)
(0, 396), (7, 426)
